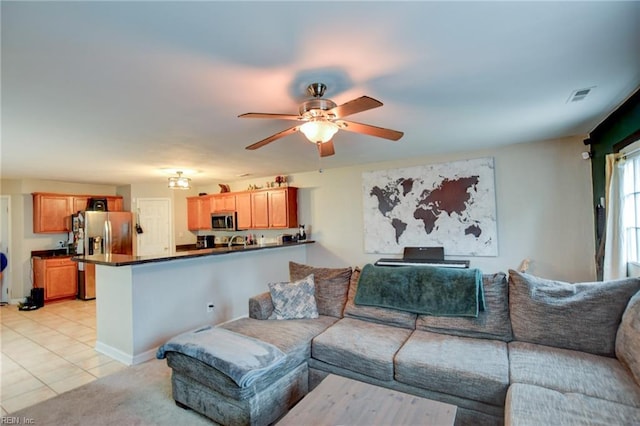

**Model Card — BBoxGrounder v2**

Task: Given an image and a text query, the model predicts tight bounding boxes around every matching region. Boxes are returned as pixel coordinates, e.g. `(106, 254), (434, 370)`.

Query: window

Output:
(621, 141), (640, 267)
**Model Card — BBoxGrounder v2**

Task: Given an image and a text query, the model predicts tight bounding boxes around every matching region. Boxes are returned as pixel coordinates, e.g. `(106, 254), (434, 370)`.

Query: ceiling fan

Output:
(239, 83), (404, 157)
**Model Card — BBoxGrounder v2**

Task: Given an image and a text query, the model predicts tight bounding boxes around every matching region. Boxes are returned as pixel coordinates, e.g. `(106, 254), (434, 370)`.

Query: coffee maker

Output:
(196, 235), (215, 249)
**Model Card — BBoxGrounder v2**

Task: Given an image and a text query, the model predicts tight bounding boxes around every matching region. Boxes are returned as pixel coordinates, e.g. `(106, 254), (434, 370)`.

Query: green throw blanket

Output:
(354, 264), (485, 317)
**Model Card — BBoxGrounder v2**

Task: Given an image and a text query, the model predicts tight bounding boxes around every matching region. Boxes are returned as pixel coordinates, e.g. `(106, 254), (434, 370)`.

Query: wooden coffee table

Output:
(277, 374), (457, 425)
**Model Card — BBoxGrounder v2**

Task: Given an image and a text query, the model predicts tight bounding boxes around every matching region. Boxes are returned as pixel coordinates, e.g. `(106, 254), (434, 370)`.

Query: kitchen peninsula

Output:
(73, 241), (314, 365)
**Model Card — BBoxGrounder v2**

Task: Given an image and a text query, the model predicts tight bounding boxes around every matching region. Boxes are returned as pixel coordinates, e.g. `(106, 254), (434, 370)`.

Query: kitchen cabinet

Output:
(251, 187), (298, 229)
(235, 192), (252, 229)
(212, 194), (236, 213)
(268, 187), (298, 228)
(33, 192), (125, 234)
(106, 197), (123, 212)
(73, 196), (91, 213)
(251, 191), (270, 229)
(187, 196), (212, 230)
(33, 256), (78, 302)
(33, 193), (72, 233)
(186, 187), (298, 231)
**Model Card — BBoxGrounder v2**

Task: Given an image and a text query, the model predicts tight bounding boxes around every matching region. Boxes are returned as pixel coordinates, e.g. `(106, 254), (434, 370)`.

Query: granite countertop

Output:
(31, 249), (74, 259)
(71, 240), (314, 267)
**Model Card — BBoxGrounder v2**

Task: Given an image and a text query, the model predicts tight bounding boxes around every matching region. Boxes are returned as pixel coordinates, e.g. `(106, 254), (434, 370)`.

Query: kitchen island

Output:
(73, 241), (313, 365)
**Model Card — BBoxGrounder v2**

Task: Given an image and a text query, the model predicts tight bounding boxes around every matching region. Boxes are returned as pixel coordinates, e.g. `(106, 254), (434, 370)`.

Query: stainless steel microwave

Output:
(211, 212), (236, 231)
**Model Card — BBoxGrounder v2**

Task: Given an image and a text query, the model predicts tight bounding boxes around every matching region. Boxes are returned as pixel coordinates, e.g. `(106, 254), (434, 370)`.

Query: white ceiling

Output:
(2, 1), (639, 186)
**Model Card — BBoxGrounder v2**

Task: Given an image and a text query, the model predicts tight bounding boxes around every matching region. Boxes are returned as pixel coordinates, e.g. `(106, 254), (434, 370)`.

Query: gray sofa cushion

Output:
(395, 330), (509, 406)
(509, 341), (640, 408)
(221, 316), (338, 366)
(289, 262), (352, 318)
(506, 383), (640, 426)
(616, 290), (640, 386)
(416, 272), (513, 342)
(508, 269), (640, 356)
(344, 267), (417, 330)
(311, 317), (412, 381)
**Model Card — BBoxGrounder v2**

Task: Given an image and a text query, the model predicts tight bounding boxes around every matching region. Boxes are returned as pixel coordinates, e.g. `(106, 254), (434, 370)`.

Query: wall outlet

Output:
(207, 303), (214, 313)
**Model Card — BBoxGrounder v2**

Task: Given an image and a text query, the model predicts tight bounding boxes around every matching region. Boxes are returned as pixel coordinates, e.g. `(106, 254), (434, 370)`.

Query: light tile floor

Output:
(0, 299), (126, 415)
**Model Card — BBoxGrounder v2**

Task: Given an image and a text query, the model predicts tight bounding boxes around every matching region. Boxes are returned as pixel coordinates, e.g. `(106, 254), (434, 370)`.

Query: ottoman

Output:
(166, 352), (308, 426)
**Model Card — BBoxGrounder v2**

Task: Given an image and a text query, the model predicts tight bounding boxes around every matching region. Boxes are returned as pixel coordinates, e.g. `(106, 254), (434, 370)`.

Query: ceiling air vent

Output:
(567, 87), (594, 103)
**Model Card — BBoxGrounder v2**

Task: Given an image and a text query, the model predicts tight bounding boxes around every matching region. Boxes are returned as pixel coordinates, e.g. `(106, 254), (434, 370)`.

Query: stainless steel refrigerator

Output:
(72, 211), (133, 300)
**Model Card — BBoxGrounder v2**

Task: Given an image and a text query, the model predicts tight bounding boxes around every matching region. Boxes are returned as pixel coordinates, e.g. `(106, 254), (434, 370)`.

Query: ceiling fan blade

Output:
(317, 140), (335, 157)
(336, 120), (404, 141)
(328, 96), (383, 119)
(238, 112), (302, 121)
(245, 125), (300, 150)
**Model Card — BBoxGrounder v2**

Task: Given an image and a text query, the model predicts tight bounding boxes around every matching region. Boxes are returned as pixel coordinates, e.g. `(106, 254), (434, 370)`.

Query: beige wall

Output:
(0, 134), (596, 300)
(225, 135), (595, 282)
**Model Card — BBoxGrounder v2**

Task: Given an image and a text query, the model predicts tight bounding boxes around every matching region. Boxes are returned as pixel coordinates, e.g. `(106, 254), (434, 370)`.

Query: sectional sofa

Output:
(159, 262), (640, 426)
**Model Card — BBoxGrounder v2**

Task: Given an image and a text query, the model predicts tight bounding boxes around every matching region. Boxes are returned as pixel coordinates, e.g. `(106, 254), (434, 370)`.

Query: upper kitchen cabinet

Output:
(268, 187), (298, 228)
(250, 191), (270, 229)
(33, 193), (72, 233)
(235, 192), (252, 230)
(251, 187), (298, 229)
(211, 194), (236, 213)
(187, 196), (212, 231)
(33, 192), (125, 234)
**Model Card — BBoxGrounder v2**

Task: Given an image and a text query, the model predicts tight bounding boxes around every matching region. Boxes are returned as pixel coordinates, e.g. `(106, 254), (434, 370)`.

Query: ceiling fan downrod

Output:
(307, 83), (327, 98)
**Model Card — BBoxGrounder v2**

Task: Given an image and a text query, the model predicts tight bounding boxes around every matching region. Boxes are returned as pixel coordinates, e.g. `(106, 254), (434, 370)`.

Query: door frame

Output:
(0, 195), (12, 304)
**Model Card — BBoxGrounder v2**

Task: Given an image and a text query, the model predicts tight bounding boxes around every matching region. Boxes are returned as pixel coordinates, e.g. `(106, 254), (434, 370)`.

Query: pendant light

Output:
(168, 171), (191, 189)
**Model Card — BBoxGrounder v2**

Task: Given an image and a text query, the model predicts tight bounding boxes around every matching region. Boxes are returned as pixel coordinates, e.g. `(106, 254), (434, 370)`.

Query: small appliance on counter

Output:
(196, 235), (215, 249)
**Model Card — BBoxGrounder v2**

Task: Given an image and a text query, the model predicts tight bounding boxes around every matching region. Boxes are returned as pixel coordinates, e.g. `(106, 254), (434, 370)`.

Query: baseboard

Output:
(95, 341), (157, 366)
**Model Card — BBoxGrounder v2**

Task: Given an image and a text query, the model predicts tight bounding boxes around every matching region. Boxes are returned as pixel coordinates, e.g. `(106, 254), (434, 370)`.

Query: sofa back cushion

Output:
(509, 269), (640, 357)
(416, 272), (513, 341)
(616, 290), (640, 385)
(344, 267), (417, 330)
(289, 262), (352, 318)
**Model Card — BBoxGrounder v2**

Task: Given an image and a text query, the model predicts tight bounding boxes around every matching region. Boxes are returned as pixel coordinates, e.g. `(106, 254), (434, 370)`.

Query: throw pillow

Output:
(343, 267), (417, 330)
(509, 269), (640, 357)
(268, 274), (319, 320)
(289, 262), (352, 318)
(416, 272), (513, 342)
(616, 290), (640, 385)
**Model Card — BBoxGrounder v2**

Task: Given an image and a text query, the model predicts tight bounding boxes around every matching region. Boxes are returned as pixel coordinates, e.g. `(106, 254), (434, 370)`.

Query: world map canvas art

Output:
(362, 157), (498, 256)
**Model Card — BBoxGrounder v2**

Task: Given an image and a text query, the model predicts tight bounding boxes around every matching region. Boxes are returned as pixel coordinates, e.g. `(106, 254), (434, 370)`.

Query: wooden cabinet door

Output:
(212, 194), (236, 213)
(73, 196), (91, 213)
(187, 197), (201, 230)
(187, 197), (212, 230)
(44, 259), (77, 300)
(33, 257), (78, 301)
(251, 191), (269, 229)
(235, 192), (252, 229)
(106, 197), (124, 212)
(268, 188), (298, 228)
(33, 193), (72, 233)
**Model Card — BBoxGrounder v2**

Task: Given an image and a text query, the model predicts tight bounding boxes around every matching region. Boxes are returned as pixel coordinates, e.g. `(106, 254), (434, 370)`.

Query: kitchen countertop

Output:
(71, 240), (314, 267)
(31, 249), (74, 259)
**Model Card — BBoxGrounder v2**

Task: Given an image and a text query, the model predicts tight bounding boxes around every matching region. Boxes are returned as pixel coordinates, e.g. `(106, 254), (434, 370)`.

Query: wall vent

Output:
(567, 87), (594, 103)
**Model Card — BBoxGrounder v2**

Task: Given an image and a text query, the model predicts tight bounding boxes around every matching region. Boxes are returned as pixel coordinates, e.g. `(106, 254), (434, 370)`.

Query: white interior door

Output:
(0, 196), (11, 303)
(136, 198), (172, 256)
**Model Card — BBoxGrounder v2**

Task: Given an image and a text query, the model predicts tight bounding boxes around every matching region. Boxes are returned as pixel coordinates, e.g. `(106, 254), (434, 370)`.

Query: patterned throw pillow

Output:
(289, 262), (352, 318)
(268, 274), (319, 320)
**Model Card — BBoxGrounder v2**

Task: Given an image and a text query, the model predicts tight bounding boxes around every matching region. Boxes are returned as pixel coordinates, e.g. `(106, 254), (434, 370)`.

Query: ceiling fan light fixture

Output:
(168, 171), (191, 189)
(300, 120), (338, 143)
